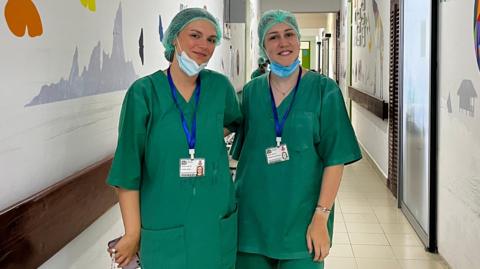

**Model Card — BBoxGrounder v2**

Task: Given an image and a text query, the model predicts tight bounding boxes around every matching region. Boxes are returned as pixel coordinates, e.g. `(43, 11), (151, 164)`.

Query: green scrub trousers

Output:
(232, 70), (361, 269)
(107, 69), (242, 269)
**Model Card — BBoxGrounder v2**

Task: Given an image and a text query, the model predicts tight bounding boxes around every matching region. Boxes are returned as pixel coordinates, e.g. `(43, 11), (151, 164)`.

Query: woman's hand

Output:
(306, 213), (331, 262)
(108, 234), (140, 267)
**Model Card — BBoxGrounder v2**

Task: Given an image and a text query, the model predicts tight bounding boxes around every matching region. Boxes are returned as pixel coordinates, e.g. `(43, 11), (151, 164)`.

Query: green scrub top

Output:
(107, 69), (242, 269)
(232, 70), (361, 260)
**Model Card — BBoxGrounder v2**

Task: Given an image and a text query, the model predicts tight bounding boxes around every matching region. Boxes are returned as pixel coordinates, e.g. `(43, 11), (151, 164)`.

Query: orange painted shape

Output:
(5, 0), (43, 37)
(80, 0), (96, 12)
(477, 0), (480, 20)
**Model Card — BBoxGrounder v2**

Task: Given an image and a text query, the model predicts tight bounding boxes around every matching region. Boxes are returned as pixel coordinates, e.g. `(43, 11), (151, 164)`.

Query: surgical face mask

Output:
(269, 59), (300, 78)
(175, 41), (208, 77)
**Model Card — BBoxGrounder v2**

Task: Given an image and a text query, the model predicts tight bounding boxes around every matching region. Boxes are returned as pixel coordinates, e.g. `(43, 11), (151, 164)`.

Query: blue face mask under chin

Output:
(269, 59), (300, 78)
(176, 41), (208, 77)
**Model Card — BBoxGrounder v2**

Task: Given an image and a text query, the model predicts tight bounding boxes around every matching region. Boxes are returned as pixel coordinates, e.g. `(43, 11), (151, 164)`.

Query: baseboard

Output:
(358, 143), (388, 185)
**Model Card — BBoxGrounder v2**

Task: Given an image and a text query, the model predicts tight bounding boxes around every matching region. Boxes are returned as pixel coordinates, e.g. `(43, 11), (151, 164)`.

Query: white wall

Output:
(245, 0), (261, 82)
(326, 13), (337, 80)
(0, 0), (238, 211)
(39, 205), (123, 268)
(296, 13), (329, 28)
(349, 0), (390, 176)
(338, 0), (350, 99)
(261, 0), (341, 13)
(437, 1), (480, 269)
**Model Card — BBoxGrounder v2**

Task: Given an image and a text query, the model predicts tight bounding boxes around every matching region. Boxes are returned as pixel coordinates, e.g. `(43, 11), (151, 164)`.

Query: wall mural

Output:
(354, 0), (369, 48)
(352, 0), (386, 100)
(159, 15), (164, 42)
(139, 28), (145, 65)
(0, 0), (243, 211)
(80, 0), (96, 12)
(4, 0), (43, 37)
(475, 0), (480, 71)
(25, 4), (137, 106)
(457, 79), (477, 117)
(437, 2), (480, 267)
(338, 0), (349, 97)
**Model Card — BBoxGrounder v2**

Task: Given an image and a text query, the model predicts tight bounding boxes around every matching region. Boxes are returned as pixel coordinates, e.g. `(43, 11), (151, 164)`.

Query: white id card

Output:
(179, 158), (205, 177)
(265, 144), (290, 164)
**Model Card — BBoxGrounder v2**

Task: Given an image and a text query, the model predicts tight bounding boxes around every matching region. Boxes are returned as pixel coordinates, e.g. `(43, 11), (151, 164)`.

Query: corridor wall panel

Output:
(437, 1), (480, 268)
(349, 0), (390, 176)
(0, 0), (238, 210)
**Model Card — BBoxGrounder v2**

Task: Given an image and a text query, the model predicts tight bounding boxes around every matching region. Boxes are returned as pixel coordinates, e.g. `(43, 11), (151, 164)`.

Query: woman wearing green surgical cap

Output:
(107, 7), (242, 269)
(251, 57), (269, 79)
(232, 10), (361, 269)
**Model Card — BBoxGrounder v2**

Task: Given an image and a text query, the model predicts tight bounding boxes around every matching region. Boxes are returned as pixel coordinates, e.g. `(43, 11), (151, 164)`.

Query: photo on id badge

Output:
(196, 161), (204, 176)
(280, 145), (288, 160)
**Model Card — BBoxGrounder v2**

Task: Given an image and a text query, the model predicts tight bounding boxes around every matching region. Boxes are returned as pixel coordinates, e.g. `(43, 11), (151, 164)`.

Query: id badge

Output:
(179, 158), (205, 177)
(265, 144), (289, 164)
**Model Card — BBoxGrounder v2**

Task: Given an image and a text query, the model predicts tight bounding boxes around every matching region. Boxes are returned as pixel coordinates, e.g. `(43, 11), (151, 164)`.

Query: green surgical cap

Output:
(258, 10), (301, 59)
(163, 8), (222, 62)
(258, 57), (267, 65)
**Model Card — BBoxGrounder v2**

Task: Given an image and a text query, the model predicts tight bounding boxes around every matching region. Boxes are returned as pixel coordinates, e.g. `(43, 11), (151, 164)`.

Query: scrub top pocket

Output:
(140, 226), (187, 269)
(287, 111), (314, 153)
(219, 206), (238, 269)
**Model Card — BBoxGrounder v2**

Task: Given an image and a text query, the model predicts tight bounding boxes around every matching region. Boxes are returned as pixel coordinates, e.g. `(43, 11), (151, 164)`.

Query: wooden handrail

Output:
(0, 156), (117, 269)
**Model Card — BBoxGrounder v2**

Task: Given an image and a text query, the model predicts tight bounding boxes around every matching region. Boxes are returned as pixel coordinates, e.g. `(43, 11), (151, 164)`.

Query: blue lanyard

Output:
(268, 67), (302, 146)
(167, 67), (201, 158)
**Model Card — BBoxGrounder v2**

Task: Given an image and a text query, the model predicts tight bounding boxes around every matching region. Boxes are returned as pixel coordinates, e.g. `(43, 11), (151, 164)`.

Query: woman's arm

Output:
(111, 188), (141, 267)
(118, 188), (141, 238)
(306, 164), (344, 262)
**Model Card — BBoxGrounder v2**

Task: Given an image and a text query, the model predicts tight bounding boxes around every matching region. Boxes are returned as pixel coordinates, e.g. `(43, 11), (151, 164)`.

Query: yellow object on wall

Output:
(80, 0), (96, 12)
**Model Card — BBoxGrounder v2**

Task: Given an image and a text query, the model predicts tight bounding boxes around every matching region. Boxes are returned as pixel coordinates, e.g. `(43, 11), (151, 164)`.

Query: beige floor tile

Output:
(373, 206), (403, 216)
(375, 212), (409, 224)
(330, 244), (355, 258)
(333, 233), (351, 245)
(324, 257), (358, 269)
(385, 233), (422, 246)
(352, 245), (396, 259)
(334, 222), (348, 233)
(398, 259), (449, 269)
(343, 212), (378, 223)
(356, 258), (402, 269)
(337, 192), (366, 199)
(381, 223), (416, 234)
(341, 205), (374, 214)
(367, 198), (397, 207)
(346, 223), (384, 233)
(364, 192), (397, 199)
(392, 246), (438, 260)
(339, 198), (371, 206)
(334, 213), (345, 223)
(349, 233), (389, 245)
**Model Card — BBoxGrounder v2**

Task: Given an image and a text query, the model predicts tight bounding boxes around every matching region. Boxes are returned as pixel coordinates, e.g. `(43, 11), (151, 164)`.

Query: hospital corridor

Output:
(1, 0), (479, 269)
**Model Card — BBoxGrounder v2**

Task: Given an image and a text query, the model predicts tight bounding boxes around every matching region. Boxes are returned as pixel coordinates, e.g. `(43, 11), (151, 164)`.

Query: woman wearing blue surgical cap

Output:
(107, 8), (242, 269)
(232, 10), (361, 269)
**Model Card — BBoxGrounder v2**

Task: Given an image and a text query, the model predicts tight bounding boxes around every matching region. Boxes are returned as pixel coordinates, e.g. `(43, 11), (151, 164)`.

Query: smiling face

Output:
(263, 23), (300, 67)
(174, 20), (217, 65)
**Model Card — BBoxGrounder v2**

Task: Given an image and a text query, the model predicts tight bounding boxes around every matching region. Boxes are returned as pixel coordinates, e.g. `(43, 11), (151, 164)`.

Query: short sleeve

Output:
(223, 78), (243, 132)
(316, 80), (362, 167)
(107, 79), (150, 190)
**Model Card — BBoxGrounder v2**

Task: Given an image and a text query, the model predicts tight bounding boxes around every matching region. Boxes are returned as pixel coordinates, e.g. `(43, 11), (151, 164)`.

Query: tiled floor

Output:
(325, 158), (450, 269)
